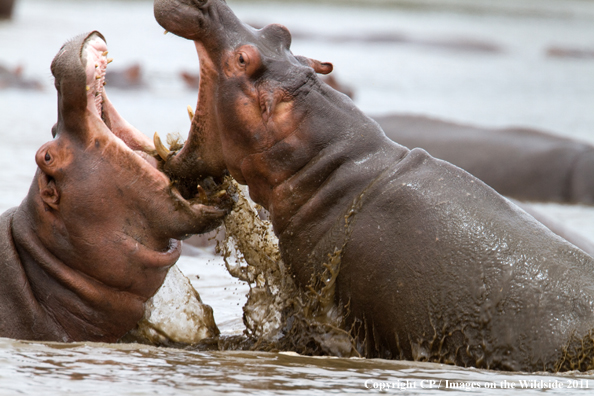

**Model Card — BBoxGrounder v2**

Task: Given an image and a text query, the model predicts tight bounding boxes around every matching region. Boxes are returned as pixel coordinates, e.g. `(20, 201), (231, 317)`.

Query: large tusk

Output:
(153, 132), (170, 161)
(187, 105), (195, 122)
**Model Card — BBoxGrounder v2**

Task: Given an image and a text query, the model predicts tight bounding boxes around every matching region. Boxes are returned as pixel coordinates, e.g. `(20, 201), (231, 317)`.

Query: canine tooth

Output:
(187, 105), (195, 121)
(214, 190), (227, 199)
(102, 51), (109, 56)
(107, 58), (114, 64)
(153, 132), (170, 161)
(164, 30), (169, 35)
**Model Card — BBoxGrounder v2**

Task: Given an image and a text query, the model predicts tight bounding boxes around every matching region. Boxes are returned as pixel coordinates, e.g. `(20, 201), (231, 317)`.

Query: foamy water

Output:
(1, 0), (594, 394)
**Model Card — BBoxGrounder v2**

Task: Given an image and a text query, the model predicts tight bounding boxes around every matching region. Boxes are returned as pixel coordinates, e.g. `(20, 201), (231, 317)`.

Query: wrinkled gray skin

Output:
(376, 114), (594, 205)
(155, 0), (594, 371)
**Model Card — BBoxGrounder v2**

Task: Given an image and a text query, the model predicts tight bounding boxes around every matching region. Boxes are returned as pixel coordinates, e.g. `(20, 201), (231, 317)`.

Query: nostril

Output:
(45, 153), (51, 162)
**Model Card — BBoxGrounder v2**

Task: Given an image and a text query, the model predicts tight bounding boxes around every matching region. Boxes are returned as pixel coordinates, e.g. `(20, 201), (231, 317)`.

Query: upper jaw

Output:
(154, 0), (209, 41)
(154, 0), (245, 48)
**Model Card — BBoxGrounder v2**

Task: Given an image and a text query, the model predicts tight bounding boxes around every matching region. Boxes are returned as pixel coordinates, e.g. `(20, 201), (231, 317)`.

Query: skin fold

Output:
(0, 31), (226, 342)
(155, 0), (594, 371)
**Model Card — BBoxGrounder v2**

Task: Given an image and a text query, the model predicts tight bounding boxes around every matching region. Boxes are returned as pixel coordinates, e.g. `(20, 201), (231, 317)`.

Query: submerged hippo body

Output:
(0, 64), (43, 90)
(0, 32), (224, 342)
(155, 0), (594, 371)
(376, 114), (594, 205)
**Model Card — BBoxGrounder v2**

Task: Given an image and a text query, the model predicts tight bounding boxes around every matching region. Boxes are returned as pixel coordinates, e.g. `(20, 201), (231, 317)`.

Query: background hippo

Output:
(307, 75), (594, 206)
(0, 31), (225, 342)
(0, 64), (42, 90)
(0, 0), (15, 20)
(155, 0), (594, 372)
(375, 114), (594, 205)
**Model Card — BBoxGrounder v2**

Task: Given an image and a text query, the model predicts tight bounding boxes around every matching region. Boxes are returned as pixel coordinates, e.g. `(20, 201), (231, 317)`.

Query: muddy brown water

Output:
(1, 0), (594, 394)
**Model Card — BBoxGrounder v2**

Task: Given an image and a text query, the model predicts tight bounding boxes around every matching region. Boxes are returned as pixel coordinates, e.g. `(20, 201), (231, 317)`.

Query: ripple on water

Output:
(2, 338), (594, 395)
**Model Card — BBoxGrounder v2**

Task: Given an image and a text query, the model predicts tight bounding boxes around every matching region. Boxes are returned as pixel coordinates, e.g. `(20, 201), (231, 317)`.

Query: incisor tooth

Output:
(153, 132), (170, 161)
(102, 51), (109, 56)
(86, 85), (90, 91)
(107, 58), (114, 64)
(187, 105), (195, 121)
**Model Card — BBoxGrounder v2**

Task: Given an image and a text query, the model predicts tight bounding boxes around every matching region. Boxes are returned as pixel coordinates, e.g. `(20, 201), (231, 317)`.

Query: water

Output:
(1, 340), (593, 396)
(1, 0), (594, 394)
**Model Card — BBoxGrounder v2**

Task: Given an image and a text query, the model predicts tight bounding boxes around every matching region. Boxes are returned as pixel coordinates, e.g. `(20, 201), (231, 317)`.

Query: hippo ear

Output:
(35, 141), (61, 210)
(295, 56), (333, 75)
(37, 171), (60, 211)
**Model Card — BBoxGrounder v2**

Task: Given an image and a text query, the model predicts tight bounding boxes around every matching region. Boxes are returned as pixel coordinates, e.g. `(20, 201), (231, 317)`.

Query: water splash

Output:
(122, 265), (219, 346)
(218, 179), (360, 357)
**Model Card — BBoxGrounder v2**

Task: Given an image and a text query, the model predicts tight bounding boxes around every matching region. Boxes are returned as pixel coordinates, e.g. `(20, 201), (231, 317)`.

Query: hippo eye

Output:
(237, 51), (251, 68)
(45, 153), (51, 162)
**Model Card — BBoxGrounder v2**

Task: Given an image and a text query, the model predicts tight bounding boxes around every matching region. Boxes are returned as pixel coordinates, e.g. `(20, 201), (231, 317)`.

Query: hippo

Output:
(106, 64), (146, 90)
(0, 0), (15, 20)
(376, 114), (594, 205)
(547, 46), (594, 59)
(154, 0), (594, 372)
(0, 64), (43, 90)
(0, 31), (226, 342)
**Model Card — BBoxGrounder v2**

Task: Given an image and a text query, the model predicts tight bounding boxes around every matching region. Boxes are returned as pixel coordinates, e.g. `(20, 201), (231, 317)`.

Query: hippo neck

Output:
(11, 204), (177, 342)
(240, 85), (409, 285)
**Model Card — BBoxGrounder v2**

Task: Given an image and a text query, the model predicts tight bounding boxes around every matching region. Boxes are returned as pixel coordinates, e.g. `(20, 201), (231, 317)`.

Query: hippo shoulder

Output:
(355, 147), (594, 276)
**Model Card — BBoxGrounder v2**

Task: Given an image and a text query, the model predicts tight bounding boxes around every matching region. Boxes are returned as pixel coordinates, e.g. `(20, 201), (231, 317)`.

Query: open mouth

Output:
(81, 33), (229, 206)
(82, 34), (160, 167)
